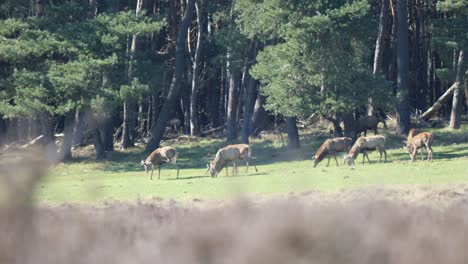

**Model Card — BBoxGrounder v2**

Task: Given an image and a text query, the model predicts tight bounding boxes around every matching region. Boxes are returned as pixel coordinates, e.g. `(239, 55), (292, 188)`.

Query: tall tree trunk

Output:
(100, 117), (114, 151)
(36, 0), (47, 16)
(146, 0), (195, 150)
(59, 113), (75, 161)
(72, 108), (84, 146)
(396, 0), (411, 134)
(449, 50), (465, 129)
(369, 0), (390, 115)
(226, 62), (240, 144)
(373, 0), (389, 76)
(189, 0), (204, 136)
(465, 81), (468, 115)
(286, 117), (300, 149)
(241, 72), (257, 144)
(121, 0), (144, 149)
(89, 114), (105, 160)
(250, 93), (266, 136)
(0, 116), (6, 147)
(120, 101), (133, 149)
(89, 0), (97, 17)
(342, 112), (357, 140)
(39, 114), (54, 144)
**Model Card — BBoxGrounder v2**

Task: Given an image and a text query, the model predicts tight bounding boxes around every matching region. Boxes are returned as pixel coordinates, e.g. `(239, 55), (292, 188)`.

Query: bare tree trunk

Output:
(89, 0), (97, 17)
(146, 0), (195, 150)
(286, 117), (300, 149)
(241, 72), (257, 144)
(89, 114), (105, 160)
(120, 101), (133, 149)
(121, 0), (144, 149)
(369, 0), (390, 115)
(39, 116), (52, 142)
(226, 62), (240, 144)
(0, 116), (6, 147)
(396, 0), (411, 134)
(189, 0), (204, 136)
(36, 0), (47, 17)
(342, 112), (357, 140)
(250, 93), (266, 136)
(72, 108), (84, 146)
(450, 50), (465, 129)
(465, 82), (468, 115)
(373, 0), (389, 76)
(59, 113), (75, 161)
(100, 117), (114, 151)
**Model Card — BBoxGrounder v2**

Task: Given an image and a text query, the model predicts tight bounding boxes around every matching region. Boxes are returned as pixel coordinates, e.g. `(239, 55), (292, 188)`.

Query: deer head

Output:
(141, 160), (150, 173)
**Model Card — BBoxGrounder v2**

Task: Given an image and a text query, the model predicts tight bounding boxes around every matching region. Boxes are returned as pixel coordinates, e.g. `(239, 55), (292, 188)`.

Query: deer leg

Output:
(225, 164), (229, 177)
(326, 156), (331, 167)
(411, 148), (417, 162)
(383, 149), (387, 163)
(243, 156), (249, 174)
(378, 150), (382, 163)
(150, 165), (154, 180)
(426, 144), (433, 161)
(362, 152), (365, 164)
(158, 165), (161, 180)
(250, 157), (258, 172)
(234, 160), (238, 176)
(364, 152), (372, 164)
(175, 164), (180, 179)
(334, 154), (339, 167)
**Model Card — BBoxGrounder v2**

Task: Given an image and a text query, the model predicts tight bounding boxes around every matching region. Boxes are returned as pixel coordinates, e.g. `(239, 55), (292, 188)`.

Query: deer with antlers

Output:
(206, 144), (258, 177)
(141, 146), (180, 180)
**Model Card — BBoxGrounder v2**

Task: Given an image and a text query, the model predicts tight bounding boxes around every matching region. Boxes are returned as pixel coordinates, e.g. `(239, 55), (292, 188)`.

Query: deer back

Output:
(146, 147), (177, 165)
(411, 132), (433, 148)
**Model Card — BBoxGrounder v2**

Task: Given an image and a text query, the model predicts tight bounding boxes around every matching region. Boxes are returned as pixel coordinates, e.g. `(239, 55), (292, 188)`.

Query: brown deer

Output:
(356, 115), (387, 136)
(344, 135), (387, 165)
(206, 144), (258, 177)
(312, 137), (353, 167)
(141, 146), (179, 180)
(405, 128), (434, 162)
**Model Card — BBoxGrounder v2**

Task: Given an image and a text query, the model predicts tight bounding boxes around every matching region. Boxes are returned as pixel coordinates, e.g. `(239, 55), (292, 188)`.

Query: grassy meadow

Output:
(34, 125), (468, 204)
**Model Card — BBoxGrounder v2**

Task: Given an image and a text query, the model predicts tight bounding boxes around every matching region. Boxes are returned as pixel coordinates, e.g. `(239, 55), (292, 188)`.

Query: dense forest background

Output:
(0, 0), (466, 160)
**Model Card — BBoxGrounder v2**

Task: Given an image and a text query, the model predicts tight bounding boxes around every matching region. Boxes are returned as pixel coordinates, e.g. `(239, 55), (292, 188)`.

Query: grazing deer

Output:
(356, 115), (387, 137)
(141, 146), (179, 180)
(344, 135), (387, 165)
(206, 144), (258, 177)
(312, 137), (353, 167)
(405, 128), (434, 162)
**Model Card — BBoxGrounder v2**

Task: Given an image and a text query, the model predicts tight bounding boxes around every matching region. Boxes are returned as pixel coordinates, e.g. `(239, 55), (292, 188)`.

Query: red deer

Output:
(344, 135), (387, 165)
(356, 115), (387, 136)
(141, 146), (179, 180)
(206, 144), (258, 177)
(405, 128), (434, 162)
(312, 137), (353, 167)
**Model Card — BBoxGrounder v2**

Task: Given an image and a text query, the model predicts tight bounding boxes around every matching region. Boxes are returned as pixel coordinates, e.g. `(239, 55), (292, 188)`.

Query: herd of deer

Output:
(141, 143), (258, 180)
(141, 126), (434, 180)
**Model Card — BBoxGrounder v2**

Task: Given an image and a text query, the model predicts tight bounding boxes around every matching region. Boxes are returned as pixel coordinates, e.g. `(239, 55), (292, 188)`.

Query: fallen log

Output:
(421, 82), (460, 120)
(201, 125), (226, 135)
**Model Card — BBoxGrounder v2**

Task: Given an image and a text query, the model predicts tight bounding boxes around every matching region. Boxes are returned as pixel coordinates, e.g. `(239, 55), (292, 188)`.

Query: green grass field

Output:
(35, 126), (468, 204)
